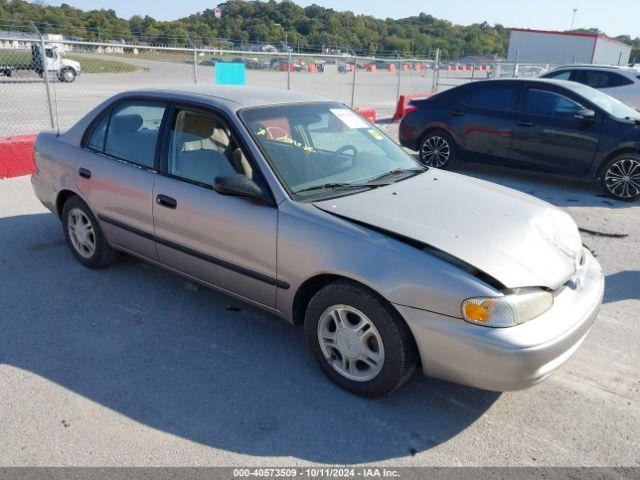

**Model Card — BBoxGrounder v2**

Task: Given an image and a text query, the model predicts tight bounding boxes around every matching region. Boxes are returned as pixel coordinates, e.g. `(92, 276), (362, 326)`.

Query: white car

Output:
(541, 65), (640, 110)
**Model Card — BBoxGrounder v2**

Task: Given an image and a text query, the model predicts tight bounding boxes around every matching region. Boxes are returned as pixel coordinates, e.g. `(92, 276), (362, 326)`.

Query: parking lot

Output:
(0, 51), (475, 136)
(1, 111), (639, 465)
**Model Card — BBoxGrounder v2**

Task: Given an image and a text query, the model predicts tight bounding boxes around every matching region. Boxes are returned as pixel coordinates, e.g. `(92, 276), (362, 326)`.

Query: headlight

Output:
(461, 288), (553, 328)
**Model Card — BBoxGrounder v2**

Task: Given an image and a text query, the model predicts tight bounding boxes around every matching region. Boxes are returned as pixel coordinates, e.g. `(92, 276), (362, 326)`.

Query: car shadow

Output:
(0, 212), (500, 464)
(604, 270), (640, 304)
(440, 161), (636, 209)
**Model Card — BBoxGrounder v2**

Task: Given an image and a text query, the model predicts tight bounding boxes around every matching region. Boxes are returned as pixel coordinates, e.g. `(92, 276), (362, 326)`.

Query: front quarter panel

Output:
(275, 200), (498, 322)
(589, 121), (640, 178)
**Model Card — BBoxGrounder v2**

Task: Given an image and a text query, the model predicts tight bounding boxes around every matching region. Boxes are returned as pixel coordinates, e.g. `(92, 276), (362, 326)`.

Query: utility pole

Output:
(570, 8), (578, 30)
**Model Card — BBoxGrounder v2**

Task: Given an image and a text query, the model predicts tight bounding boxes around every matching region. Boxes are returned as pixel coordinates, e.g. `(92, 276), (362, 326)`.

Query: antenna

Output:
(570, 8), (578, 30)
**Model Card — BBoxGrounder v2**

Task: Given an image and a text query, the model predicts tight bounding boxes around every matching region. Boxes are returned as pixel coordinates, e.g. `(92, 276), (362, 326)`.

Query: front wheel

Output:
(600, 154), (640, 202)
(418, 131), (457, 169)
(59, 68), (76, 82)
(304, 281), (418, 398)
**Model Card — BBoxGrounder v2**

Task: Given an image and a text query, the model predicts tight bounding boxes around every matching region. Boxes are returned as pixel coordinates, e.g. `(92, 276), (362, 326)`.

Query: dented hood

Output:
(314, 169), (583, 290)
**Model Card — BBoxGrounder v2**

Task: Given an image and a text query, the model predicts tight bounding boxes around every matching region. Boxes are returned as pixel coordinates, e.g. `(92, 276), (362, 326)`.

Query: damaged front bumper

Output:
(396, 247), (604, 391)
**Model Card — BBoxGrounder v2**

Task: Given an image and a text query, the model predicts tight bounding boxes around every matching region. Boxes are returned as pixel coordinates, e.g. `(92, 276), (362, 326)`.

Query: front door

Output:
(152, 105), (278, 308)
(510, 87), (601, 175)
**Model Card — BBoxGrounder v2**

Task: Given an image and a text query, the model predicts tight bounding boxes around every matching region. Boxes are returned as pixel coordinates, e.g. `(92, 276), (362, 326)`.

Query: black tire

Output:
(304, 280), (418, 398)
(418, 130), (457, 169)
(59, 67), (76, 83)
(61, 195), (119, 268)
(599, 153), (640, 202)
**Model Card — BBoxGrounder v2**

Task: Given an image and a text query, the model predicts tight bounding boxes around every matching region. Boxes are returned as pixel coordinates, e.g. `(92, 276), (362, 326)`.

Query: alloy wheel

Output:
(420, 135), (451, 167)
(67, 208), (96, 259)
(604, 158), (640, 199)
(317, 305), (385, 382)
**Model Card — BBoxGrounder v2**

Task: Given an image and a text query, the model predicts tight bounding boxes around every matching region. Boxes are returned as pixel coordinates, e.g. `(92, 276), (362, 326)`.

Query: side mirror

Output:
(575, 109), (596, 121)
(213, 174), (265, 202)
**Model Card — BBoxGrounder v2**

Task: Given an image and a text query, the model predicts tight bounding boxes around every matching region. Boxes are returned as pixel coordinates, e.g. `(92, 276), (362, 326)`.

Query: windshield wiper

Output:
(293, 182), (371, 194)
(363, 167), (426, 184)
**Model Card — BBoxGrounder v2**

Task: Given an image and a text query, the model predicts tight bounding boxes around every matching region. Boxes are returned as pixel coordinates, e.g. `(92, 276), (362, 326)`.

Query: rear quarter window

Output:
(458, 85), (519, 111)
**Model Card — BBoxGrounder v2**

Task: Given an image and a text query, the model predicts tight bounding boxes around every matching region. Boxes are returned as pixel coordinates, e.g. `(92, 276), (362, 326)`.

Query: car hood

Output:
(314, 169), (582, 290)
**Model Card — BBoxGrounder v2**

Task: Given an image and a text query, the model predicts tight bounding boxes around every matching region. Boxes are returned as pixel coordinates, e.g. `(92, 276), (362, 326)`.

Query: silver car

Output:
(31, 87), (604, 397)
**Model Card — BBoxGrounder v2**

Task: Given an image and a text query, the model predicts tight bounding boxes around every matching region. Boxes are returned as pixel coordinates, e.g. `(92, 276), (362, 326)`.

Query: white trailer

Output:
(507, 29), (631, 65)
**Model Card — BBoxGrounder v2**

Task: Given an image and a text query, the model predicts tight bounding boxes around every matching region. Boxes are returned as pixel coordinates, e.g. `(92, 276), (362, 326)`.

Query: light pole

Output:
(274, 23), (288, 52)
(570, 8), (578, 30)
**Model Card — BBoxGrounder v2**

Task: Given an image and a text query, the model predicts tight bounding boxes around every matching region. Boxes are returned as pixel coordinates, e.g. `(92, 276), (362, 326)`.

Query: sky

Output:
(45, 0), (640, 37)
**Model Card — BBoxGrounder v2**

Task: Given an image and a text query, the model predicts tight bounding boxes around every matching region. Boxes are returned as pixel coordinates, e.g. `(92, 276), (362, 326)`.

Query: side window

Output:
(545, 70), (573, 81)
(575, 70), (632, 89)
(87, 114), (108, 151)
(103, 102), (166, 168)
(523, 89), (584, 118)
(458, 86), (519, 111)
(167, 108), (252, 185)
(606, 72), (633, 87)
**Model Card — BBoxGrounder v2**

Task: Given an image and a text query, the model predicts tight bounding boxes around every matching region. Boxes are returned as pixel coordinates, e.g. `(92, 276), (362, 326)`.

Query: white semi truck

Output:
(1, 44), (81, 82)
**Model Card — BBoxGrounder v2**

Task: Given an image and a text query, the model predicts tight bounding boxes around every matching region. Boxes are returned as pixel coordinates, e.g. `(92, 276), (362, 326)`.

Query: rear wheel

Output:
(304, 281), (418, 398)
(418, 130), (457, 169)
(62, 196), (119, 268)
(600, 154), (640, 202)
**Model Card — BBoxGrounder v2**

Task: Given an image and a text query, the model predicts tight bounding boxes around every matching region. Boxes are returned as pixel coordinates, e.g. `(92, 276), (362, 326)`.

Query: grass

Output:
(67, 55), (137, 73)
(0, 49), (138, 73)
(0, 50), (32, 67)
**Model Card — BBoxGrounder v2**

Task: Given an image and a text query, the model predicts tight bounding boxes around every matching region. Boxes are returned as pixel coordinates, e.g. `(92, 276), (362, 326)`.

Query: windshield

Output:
(240, 102), (423, 200)
(571, 83), (640, 120)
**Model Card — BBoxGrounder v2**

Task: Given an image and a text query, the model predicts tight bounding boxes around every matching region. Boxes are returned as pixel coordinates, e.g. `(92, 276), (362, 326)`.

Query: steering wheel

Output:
(330, 144), (359, 165)
(265, 126), (289, 141)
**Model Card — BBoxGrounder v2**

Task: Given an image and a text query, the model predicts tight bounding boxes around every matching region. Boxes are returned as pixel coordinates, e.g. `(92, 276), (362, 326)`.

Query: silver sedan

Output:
(31, 87), (604, 397)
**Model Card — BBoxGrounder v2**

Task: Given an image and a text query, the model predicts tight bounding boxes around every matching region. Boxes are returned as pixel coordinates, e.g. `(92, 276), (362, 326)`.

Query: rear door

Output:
(451, 83), (520, 163)
(510, 86), (601, 175)
(77, 99), (167, 259)
(152, 103), (278, 308)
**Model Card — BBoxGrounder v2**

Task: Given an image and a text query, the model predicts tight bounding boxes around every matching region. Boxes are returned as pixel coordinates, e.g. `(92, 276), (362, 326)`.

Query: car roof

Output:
(466, 78), (582, 88)
(548, 64), (640, 75)
(120, 86), (330, 110)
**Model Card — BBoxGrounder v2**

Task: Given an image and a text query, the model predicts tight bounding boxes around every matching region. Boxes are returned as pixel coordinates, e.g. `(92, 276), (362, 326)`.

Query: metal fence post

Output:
(350, 55), (357, 108)
(396, 56), (402, 102)
(287, 51), (292, 90)
(187, 35), (198, 84)
(431, 48), (440, 93)
(513, 49), (519, 78)
(31, 21), (55, 130)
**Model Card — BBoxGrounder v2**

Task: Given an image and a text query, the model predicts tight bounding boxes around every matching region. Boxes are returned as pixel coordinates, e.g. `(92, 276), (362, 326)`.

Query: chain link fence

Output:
(0, 23), (444, 137)
(1, 21), (566, 138)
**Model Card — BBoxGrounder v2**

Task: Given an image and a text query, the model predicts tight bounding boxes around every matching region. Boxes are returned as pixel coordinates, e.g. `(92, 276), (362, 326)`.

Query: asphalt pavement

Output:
(0, 145), (639, 465)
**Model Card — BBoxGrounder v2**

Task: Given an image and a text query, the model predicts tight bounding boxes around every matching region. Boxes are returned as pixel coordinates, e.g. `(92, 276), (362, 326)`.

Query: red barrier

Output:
(354, 107), (377, 124)
(0, 135), (36, 179)
(366, 64), (377, 72)
(354, 107), (376, 123)
(392, 92), (435, 123)
(388, 64), (396, 73)
(307, 64), (318, 73)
